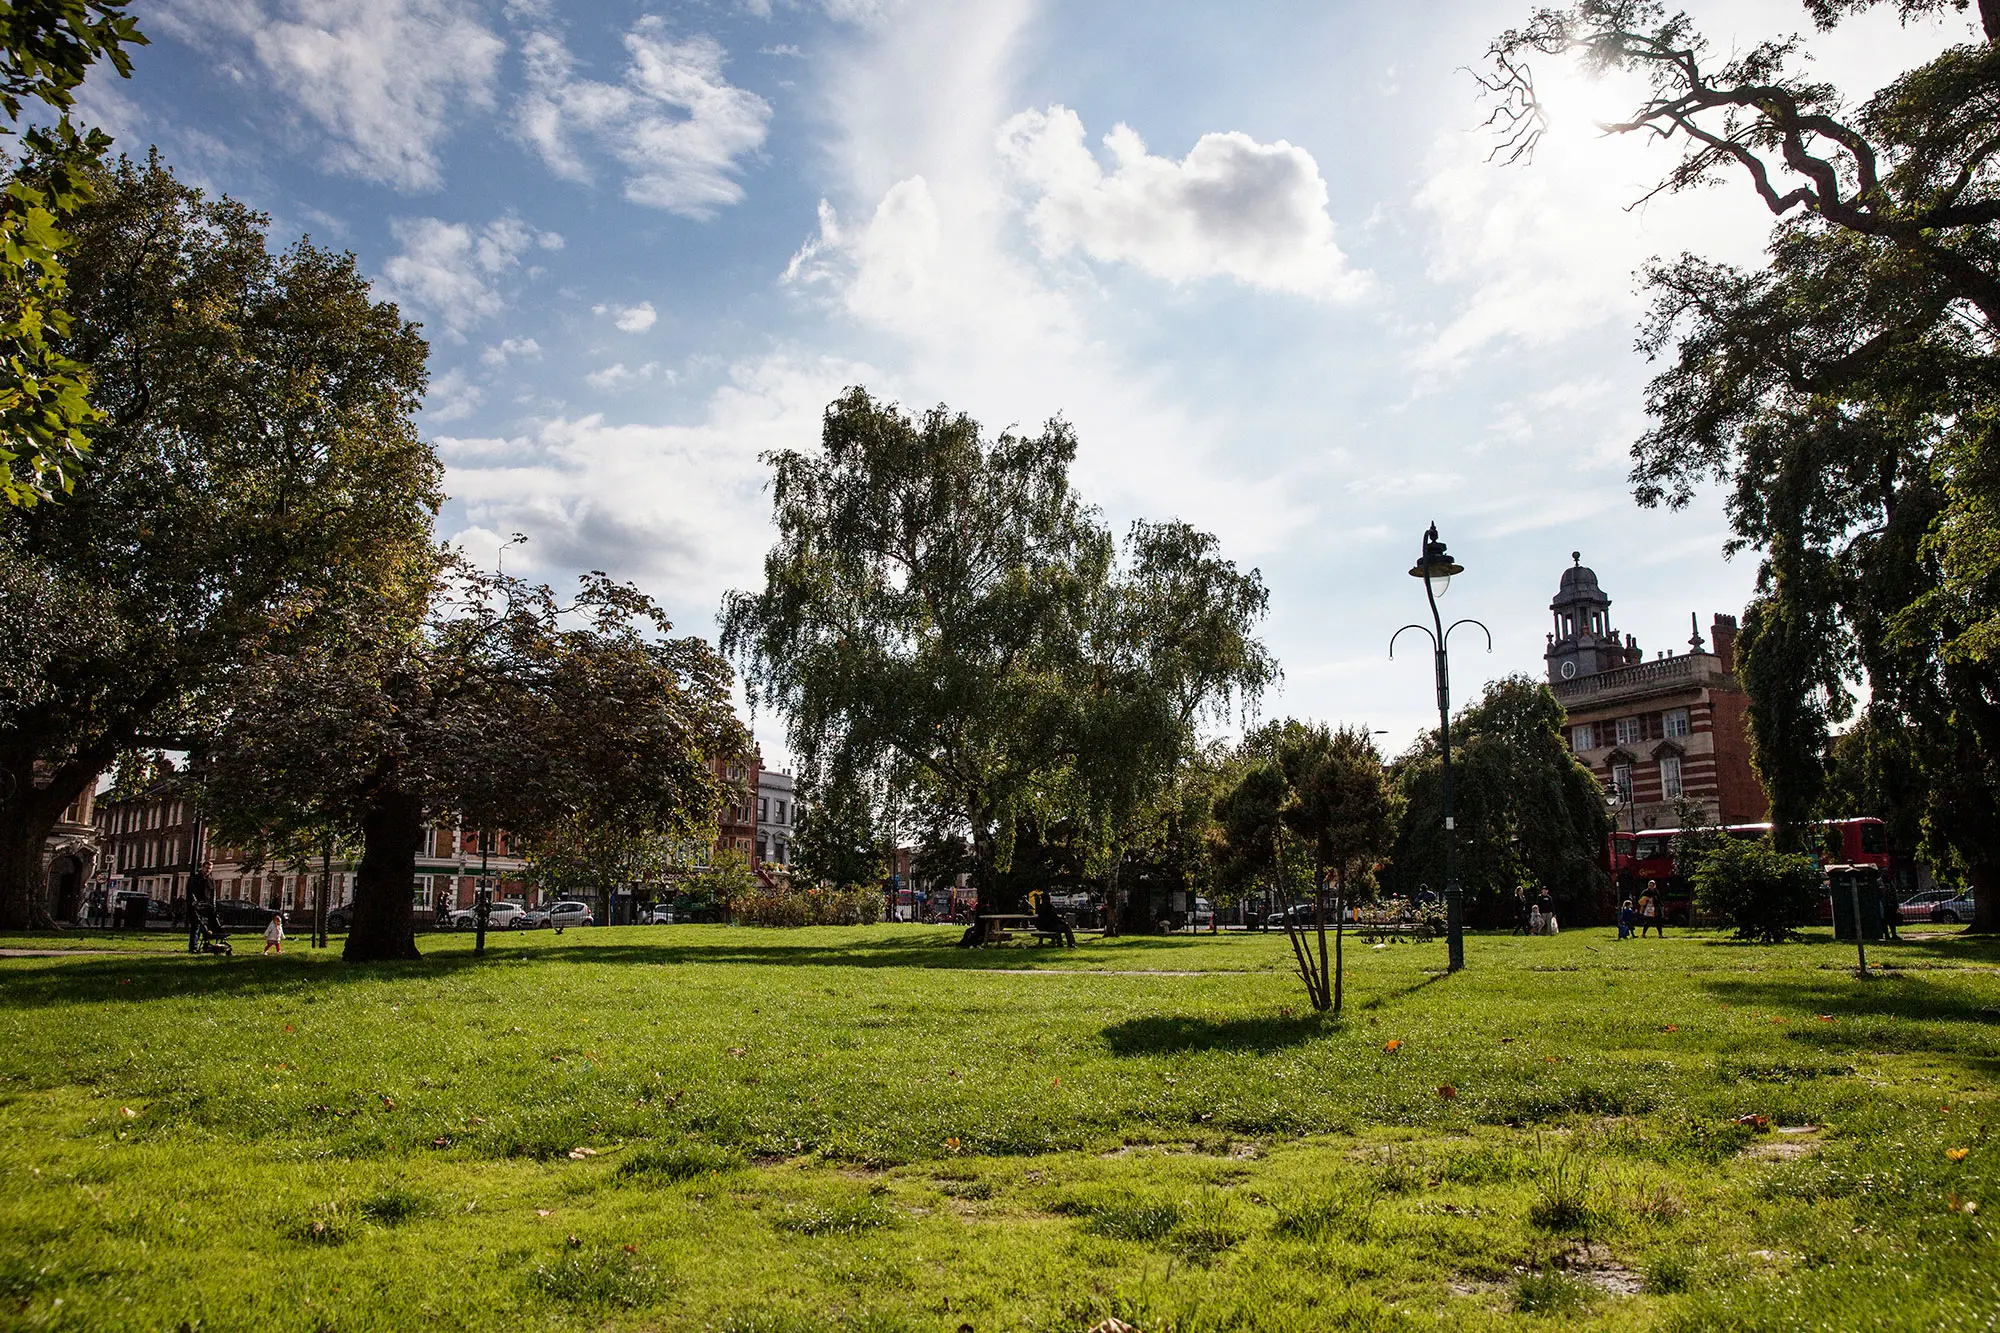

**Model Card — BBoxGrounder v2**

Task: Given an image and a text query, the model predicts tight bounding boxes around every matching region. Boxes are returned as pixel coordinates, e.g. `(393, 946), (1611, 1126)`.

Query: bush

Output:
(1692, 837), (1821, 942)
(737, 881), (884, 927)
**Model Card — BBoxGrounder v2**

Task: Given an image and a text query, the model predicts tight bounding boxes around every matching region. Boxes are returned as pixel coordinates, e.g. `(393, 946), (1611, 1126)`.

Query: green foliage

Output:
(205, 560), (746, 960)
(1693, 837), (1823, 942)
(0, 2), (146, 505)
(736, 876), (883, 927)
(1384, 675), (1611, 922)
(677, 846), (762, 924)
(0, 153), (439, 929)
(1489, 3), (2000, 924)
(721, 390), (1271, 921)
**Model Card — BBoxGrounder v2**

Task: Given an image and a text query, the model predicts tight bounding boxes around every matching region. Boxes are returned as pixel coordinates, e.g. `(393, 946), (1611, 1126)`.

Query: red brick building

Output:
(1546, 555), (1768, 832)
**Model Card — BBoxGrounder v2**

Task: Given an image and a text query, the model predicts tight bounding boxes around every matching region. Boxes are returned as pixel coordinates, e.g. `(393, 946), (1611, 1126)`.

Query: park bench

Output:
(1354, 916), (1435, 943)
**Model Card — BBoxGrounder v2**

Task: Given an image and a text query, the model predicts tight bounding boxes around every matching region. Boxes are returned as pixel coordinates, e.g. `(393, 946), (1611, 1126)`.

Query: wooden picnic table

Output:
(977, 913), (1071, 945)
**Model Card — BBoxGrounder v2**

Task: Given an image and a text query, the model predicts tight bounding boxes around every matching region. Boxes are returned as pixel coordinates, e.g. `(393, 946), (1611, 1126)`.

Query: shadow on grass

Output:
(1701, 970), (2000, 1073)
(1358, 970), (1451, 1012)
(0, 930), (1243, 1011)
(1101, 1012), (1328, 1056)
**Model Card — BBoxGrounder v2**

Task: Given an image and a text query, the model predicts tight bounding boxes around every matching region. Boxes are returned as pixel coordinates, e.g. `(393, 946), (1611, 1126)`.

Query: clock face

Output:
(1561, 660), (1578, 679)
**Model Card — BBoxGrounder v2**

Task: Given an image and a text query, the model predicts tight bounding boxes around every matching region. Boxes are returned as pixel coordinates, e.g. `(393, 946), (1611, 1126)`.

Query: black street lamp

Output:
(1392, 522), (1490, 973)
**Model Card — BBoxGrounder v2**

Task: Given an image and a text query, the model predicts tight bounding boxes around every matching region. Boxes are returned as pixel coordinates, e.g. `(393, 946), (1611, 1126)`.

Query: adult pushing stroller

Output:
(190, 897), (234, 955)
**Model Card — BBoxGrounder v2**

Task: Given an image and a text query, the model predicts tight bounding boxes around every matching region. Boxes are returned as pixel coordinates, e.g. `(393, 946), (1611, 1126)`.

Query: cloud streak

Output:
(156, 0), (503, 191)
(517, 19), (771, 216)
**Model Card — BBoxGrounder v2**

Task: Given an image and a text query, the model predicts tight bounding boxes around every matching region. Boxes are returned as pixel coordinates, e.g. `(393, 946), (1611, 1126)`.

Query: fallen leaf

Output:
(1817, 1014), (1835, 1022)
(1051, 1077), (1061, 1087)
(430, 1137), (452, 1149)
(1736, 1114), (1772, 1131)
(566, 1234), (581, 1248)
(1661, 1024), (1679, 1032)
(1948, 1147), (1970, 1162)
(621, 1244), (638, 1254)
(120, 1107), (136, 1119)
(535, 1209), (553, 1218)
(1384, 1039), (1402, 1053)
(727, 1047), (747, 1058)
(284, 1024), (294, 1032)
(567, 1147), (600, 1160)
(1438, 1085), (1458, 1100)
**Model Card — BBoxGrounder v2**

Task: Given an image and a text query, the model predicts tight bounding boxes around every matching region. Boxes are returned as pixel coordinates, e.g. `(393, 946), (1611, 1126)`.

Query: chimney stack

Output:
(1711, 614), (1739, 672)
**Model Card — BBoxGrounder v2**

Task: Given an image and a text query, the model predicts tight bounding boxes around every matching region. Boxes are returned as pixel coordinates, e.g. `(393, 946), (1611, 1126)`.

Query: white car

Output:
(543, 901), (594, 929)
(642, 905), (675, 924)
(450, 901), (528, 930)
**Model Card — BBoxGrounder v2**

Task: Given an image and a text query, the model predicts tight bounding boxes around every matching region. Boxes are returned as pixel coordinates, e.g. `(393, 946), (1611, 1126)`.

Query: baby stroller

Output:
(191, 897), (234, 955)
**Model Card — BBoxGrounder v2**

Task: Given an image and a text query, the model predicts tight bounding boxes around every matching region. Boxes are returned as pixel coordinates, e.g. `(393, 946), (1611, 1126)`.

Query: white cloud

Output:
(155, 0), (502, 191)
(583, 361), (666, 390)
(517, 19), (771, 216)
(481, 337), (543, 365)
(423, 366), (484, 422)
(381, 215), (563, 338)
(997, 105), (1363, 299)
(593, 300), (658, 333)
(445, 355), (870, 604)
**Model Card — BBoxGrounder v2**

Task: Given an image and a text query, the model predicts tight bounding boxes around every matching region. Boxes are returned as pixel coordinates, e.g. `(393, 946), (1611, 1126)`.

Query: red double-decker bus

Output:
(1603, 818), (1890, 925)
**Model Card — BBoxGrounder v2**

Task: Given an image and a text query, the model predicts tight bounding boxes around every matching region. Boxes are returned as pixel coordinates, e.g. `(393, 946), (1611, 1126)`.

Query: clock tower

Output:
(1545, 552), (1634, 684)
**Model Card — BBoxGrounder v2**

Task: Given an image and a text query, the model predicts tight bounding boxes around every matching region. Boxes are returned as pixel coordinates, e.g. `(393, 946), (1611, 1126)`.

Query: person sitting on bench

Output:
(1034, 894), (1076, 947)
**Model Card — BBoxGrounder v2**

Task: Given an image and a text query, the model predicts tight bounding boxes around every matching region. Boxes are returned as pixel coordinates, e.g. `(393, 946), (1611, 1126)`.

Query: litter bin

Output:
(1828, 865), (1886, 941)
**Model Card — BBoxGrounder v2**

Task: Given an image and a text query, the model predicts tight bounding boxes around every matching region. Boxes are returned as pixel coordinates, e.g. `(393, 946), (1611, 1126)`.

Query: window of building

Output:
(1664, 708), (1690, 738)
(758, 797), (769, 821)
(756, 838), (768, 863)
(1660, 755), (1683, 800)
(777, 800), (788, 825)
(1615, 716), (1642, 746)
(1570, 724), (1593, 752)
(1612, 763), (1632, 801)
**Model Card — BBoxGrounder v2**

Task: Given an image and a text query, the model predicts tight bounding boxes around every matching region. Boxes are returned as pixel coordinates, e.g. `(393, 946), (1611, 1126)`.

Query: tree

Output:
(0, 2), (145, 504)
(522, 814), (682, 926)
(790, 770), (894, 892)
(205, 561), (745, 961)
(721, 389), (1271, 935)
(0, 154), (439, 929)
(1483, 1), (2000, 927)
(1073, 520), (1275, 935)
(1216, 722), (1395, 1012)
(1384, 676), (1612, 925)
(1693, 836), (1823, 942)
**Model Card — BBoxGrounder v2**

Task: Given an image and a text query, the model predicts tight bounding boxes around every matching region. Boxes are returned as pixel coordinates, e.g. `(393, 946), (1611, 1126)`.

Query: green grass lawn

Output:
(0, 923), (1994, 1331)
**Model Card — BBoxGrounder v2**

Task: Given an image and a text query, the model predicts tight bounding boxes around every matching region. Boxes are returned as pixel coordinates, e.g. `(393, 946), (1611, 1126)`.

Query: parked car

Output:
(541, 901), (594, 929)
(1265, 903), (1317, 928)
(1928, 890), (1977, 924)
(212, 900), (279, 931)
(448, 901), (529, 930)
(109, 891), (173, 927)
(642, 904), (675, 924)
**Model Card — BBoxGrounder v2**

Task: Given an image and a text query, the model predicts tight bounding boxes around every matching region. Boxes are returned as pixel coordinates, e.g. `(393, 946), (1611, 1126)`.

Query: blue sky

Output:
(104, 0), (1971, 760)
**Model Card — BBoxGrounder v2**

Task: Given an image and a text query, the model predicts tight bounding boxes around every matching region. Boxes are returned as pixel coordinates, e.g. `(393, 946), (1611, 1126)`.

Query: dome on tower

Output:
(1557, 551), (1601, 595)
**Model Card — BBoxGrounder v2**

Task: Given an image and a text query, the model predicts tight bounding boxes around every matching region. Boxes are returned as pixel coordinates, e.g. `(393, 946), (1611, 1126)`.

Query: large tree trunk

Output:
(0, 782), (79, 931)
(344, 788), (424, 962)
(1970, 861), (1998, 934)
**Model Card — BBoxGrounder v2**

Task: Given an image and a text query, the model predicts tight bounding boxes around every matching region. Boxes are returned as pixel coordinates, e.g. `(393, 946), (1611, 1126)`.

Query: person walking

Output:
(1618, 898), (1635, 940)
(1637, 882), (1662, 938)
(262, 911), (285, 956)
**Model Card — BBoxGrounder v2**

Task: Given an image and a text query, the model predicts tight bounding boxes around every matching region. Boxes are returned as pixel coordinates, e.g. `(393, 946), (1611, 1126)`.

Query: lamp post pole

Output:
(1392, 523), (1489, 974)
